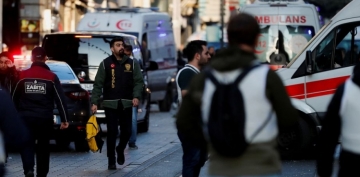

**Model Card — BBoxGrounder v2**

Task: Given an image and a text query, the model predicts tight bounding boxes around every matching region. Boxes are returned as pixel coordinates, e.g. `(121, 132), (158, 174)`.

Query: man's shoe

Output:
(129, 143), (138, 150)
(25, 171), (34, 177)
(116, 147), (125, 165)
(108, 164), (116, 170)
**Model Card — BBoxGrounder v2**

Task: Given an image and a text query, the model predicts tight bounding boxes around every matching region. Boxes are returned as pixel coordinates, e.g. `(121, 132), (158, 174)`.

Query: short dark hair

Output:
(0, 52), (14, 63)
(124, 44), (133, 51)
(183, 40), (207, 62)
(110, 37), (124, 48)
(227, 13), (260, 47)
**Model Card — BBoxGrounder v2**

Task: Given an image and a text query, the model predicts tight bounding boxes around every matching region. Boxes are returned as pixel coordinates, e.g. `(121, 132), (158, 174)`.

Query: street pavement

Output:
(4, 105), (340, 177)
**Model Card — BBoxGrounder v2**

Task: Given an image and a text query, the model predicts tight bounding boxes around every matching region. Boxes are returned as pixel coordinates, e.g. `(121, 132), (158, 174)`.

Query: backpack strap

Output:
(249, 110), (274, 143)
(205, 63), (261, 86)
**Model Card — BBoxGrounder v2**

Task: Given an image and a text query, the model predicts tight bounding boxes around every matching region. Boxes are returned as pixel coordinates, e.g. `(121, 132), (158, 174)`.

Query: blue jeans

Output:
(178, 132), (208, 177)
(129, 107), (137, 145)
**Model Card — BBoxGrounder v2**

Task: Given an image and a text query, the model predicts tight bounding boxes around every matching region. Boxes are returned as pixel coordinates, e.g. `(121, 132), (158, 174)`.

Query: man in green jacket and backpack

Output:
(91, 37), (144, 170)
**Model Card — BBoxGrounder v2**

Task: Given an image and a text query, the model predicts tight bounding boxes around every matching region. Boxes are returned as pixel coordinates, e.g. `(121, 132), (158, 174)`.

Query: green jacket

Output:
(91, 55), (144, 109)
(176, 47), (299, 176)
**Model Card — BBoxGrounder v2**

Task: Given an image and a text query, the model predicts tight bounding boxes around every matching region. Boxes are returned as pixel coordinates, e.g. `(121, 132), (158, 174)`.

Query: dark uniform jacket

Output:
(91, 55), (144, 109)
(12, 62), (68, 122)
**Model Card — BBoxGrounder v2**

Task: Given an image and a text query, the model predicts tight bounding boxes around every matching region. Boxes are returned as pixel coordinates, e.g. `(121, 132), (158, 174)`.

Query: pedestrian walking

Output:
(0, 52), (19, 163)
(124, 44), (141, 150)
(176, 13), (299, 177)
(12, 47), (69, 177)
(91, 37), (144, 170)
(0, 52), (18, 94)
(175, 40), (211, 177)
(316, 63), (360, 177)
(0, 90), (29, 177)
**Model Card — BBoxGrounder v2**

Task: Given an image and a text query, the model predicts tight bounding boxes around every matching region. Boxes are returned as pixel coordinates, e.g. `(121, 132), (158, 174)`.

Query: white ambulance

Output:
(244, 0), (360, 157)
(241, 0), (321, 67)
(77, 7), (177, 112)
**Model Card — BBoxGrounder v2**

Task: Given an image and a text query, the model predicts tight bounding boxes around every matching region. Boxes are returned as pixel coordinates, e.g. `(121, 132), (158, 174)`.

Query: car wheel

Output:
(158, 89), (172, 112)
(75, 139), (90, 152)
(277, 116), (316, 159)
(138, 111), (150, 133)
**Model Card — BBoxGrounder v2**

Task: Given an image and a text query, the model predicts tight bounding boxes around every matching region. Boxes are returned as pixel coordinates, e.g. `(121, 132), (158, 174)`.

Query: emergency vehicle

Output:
(241, 0), (320, 67)
(76, 7), (177, 112)
(246, 0), (360, 157)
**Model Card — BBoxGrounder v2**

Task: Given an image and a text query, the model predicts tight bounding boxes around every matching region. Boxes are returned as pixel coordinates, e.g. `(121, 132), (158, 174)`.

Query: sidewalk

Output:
(4, 106), (180, 177)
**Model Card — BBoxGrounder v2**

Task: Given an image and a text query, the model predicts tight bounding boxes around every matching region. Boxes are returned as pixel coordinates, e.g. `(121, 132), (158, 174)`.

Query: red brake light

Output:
(66, 91), (89, 100)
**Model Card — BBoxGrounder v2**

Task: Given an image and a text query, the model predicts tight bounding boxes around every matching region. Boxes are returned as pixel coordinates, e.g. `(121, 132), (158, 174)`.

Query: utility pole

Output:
(220, 0), (225, 48)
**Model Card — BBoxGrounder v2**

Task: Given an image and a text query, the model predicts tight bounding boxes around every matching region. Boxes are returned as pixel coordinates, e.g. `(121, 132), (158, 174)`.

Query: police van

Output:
(77, 7), (177, 112)
(241, 0), (320, 67)
(242, 0), (360, 157)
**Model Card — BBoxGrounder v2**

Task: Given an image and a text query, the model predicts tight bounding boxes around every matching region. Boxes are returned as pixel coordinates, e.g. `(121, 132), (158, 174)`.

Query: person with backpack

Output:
(176, 13), (299, 177)
(176, 40), (211, 177)
(316, 63), (360, 177)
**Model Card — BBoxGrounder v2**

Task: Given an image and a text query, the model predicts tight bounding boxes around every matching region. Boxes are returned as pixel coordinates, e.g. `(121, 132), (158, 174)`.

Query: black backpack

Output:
(203, 64), (272, 157)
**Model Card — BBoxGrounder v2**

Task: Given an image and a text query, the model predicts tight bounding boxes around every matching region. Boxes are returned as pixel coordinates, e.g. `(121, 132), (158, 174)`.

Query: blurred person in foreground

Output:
(0, 90), (29, 177)
(12, 47), (69, 177)
(176, 13), (298, 177)
(175, 40), (210, 177)
(316, 63), (360, 177)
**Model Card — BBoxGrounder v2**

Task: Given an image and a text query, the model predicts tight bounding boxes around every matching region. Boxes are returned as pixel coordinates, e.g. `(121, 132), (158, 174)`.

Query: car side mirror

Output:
(306, 50), (313, 74)
(146, 61), (158, 71)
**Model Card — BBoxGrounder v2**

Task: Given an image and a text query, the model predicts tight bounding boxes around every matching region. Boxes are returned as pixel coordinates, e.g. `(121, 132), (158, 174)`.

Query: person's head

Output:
(124, 44), (133, 57)
(0, 52), (14, 72)
(209, 46), (215, 54)
(227, 13), (260, 50)
(110, 37), (125, 57)
(183, 40), (210, 67)
(31, 47), (47, 63)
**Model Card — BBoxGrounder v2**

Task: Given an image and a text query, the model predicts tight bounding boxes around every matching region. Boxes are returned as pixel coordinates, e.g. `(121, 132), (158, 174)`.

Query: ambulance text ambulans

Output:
(243, 0), (360, 157)
(77, 7), (177, 112)
(241, 0), (321, 67)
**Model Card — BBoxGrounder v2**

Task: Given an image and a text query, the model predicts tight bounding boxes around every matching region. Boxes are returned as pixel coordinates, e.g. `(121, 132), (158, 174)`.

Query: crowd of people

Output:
(1, 13), (360, 177)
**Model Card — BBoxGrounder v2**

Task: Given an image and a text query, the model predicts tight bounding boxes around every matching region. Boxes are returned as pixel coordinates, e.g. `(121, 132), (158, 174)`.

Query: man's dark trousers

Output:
(104, 102), (132, 162)
(20, 117), (52, 177)
(178, 132), (208, 177)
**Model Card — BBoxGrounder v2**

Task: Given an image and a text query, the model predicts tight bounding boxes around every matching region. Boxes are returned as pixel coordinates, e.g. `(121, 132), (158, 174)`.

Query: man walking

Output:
(176, 40), (210, 177)
(316, 63), (360, 177)
(12, 47), (69, 177)
(91, 37), (143, 170)
(176, 13), (298, 176)
(124, 44), (140, 150)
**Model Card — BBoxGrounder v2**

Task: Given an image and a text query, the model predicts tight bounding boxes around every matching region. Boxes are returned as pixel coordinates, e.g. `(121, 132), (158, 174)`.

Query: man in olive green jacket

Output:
(176, 14), (299, 176)
(91, 37), (144, 170)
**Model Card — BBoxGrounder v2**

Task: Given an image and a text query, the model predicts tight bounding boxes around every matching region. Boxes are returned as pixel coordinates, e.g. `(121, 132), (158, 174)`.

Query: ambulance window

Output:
(313, 23), (360, 72)
(147, 31), (176, 61)
(257, 25), (315, 64)
(335, 26), (360, 68)
(313, 30), (336, 72)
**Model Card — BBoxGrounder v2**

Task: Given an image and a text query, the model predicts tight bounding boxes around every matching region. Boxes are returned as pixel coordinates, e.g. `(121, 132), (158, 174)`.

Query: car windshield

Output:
(42, 34), (142, 82)
(256, 25), (315, 65)
(47, 64), (78, 84)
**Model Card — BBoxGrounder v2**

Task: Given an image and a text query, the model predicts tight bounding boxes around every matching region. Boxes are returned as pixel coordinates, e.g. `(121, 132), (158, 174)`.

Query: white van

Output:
(241, 0), (320, 66)
(77, 7), (177, 112)
(244, 0), (360, 157)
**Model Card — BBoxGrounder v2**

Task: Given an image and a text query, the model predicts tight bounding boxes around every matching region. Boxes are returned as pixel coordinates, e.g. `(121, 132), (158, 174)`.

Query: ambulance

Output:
(241, 0), (321, 67)
(242, 0), (360, 157)
(76, 7), (177, 112)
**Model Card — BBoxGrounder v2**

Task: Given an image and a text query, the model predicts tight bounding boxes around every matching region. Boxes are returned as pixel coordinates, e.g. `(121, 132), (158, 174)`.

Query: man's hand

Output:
(91, 104), (97, 114)
(60, 122), (69, 129)
(133, 98), (139, 107)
